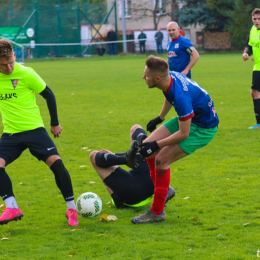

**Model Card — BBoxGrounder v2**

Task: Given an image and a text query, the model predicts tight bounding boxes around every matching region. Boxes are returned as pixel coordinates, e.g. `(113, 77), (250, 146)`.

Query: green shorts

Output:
(164, 117), (218, 155)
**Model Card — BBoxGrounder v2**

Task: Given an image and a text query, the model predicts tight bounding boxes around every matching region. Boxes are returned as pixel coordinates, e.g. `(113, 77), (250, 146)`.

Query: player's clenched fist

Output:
(147, 116), (164, 132)
(242, 53), (249, 61)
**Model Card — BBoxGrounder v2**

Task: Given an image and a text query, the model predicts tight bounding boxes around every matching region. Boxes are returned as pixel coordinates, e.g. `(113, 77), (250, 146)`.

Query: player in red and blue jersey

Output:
(164, 71), (219, 129)
(131, 55), (219, 224)
(167, 22), (200, 79)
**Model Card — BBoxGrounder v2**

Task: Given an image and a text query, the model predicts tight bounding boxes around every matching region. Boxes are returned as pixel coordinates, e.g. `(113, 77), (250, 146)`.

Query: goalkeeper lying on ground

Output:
(89, 124), (175, 208)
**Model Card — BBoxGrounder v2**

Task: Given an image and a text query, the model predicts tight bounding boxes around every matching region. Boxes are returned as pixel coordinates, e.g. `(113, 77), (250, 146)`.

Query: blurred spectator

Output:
(179, 27), (186, 37)
(129, 31), (135, 54)
(138, 30), (147, 54)
(154, 29), (164, 54)
(95, 38), (106, 56)
(107, 29), (117, 55)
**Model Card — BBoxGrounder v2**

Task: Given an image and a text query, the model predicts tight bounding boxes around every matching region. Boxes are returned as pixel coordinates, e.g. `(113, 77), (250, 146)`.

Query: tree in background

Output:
(176, 0), (260, 48)
(132, 0), (173, 30)
(214, 0), (260, 48)
(175, 0), (230, 30)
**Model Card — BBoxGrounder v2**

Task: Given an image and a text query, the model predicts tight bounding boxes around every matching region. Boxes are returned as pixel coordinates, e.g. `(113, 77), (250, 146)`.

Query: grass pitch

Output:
(0, 53), (259, 260)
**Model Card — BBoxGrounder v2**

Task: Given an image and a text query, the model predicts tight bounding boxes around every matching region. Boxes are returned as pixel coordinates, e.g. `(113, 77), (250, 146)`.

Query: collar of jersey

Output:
(164, 76), (173, 94)
(172, 35), (181, 42)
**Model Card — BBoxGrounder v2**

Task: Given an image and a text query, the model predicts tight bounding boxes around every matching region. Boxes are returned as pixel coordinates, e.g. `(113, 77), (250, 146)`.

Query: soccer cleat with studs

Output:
(248, 124), (260, 129)
(164, 186), (175, 207)
(0, 207), (23, 225)
(131, 209), (166, 224)
(66, 209), (79, 227)
(124, 140), (139, 168)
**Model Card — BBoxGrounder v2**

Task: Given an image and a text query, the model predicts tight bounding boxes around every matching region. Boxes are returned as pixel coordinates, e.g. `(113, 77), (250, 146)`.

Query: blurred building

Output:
(107, 0), (203, 47)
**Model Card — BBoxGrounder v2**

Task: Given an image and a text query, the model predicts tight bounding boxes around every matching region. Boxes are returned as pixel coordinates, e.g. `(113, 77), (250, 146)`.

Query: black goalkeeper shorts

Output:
(103, 155), (154, 205)
(0, 127), (59, 165)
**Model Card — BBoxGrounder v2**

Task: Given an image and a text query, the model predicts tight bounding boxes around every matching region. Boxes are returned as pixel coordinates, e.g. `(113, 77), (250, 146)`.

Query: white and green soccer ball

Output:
(76, 192), (102, 218)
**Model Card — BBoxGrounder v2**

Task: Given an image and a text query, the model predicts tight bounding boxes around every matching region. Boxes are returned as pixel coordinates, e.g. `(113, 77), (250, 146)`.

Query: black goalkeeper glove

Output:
(138, 141), (160, 158)
(147, 116), (164, 132)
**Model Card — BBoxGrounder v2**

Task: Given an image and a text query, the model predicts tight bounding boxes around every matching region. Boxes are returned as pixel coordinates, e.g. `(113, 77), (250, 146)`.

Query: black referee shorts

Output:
(103, 127), (154, 206)
(0, 127), (59, 166)
(252, 71), (260, 91)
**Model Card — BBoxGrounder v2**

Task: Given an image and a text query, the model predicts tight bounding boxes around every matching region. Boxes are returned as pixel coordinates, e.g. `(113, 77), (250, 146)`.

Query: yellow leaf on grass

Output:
(69, 255), (75, 257)
(100, 214), (117, 222)
(210, 187), (214, 190)
(71, 229), (83, 231)
(109, 111), (113, 113)
(100, 214), (108, 221)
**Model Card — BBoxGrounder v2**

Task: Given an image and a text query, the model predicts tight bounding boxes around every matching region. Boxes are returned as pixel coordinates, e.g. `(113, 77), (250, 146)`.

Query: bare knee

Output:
(130, 124), (143, 136)
(251, 89), (260, 99)
(89, 151), (98, 165)
(46, 155), (61, 168)
(155, 154), (169, 169)
(0, 158), (6, 168)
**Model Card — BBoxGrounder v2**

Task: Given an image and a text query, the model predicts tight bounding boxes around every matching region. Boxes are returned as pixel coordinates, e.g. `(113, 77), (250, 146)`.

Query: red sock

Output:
(151, 168), (170, 215)
(146, 158), (155, 184)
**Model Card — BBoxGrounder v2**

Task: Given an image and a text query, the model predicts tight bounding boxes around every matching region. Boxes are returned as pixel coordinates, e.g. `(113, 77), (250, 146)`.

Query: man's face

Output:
(143, 66), (157, 88)
(253, 14), (260, 28)
(0, 52), (16, 75)
(167, 23), (180, 40)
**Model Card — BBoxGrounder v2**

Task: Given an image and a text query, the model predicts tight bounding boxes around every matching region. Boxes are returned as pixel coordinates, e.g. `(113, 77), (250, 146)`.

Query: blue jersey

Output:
(167, 35), (193, 78)
(164, 71), (219, 129)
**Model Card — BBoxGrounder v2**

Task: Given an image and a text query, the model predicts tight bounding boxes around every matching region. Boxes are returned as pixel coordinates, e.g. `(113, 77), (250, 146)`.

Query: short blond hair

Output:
(145, 55), (169, 77)
(252, 8), (260, 16)
(0, 39), (13, 58)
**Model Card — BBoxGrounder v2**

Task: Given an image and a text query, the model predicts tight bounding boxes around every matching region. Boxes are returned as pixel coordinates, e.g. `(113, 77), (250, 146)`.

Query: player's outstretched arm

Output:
(182, 49), (200, 76)
(40, 86), (61, 137)
(147, 99), (172, 132)
(157, 118), (191, 148)
(139, 119), (191, 158)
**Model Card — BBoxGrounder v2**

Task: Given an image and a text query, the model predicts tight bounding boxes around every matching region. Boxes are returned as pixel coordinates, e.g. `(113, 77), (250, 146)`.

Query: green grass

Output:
(0, 53), (259, 260)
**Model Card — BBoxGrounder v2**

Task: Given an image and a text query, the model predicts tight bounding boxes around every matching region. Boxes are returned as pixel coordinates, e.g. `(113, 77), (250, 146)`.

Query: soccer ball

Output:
(76, 192), (102, 218)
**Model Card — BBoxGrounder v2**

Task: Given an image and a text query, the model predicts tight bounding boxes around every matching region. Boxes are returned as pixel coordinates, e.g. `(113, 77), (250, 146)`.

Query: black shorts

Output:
(252, 71), (260, 91)
(0, 127), (59, 165)
(103, 156), (154, 206)
(103, 127), (154, 206)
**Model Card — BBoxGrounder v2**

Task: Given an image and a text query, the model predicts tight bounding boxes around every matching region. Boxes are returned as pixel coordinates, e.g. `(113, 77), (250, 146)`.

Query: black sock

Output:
(0, 168), (14, 200)
(95, 152), (126, 168)
(50, 159), (74, 202)
(253, 99), (260, 124)
(115, 152), (126, 156)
